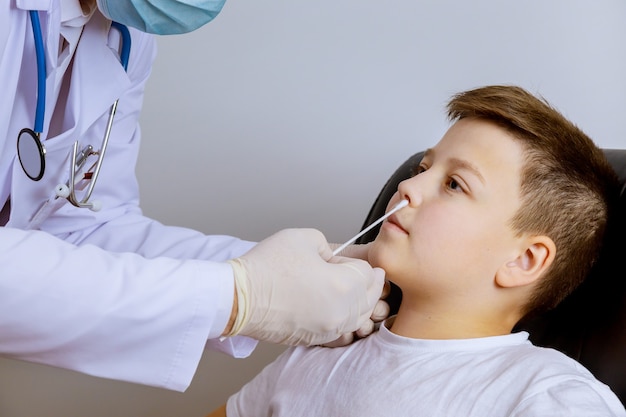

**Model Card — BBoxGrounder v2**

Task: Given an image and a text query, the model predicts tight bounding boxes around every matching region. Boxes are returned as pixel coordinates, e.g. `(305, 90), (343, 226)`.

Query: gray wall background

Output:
(1, 0), (625, 416)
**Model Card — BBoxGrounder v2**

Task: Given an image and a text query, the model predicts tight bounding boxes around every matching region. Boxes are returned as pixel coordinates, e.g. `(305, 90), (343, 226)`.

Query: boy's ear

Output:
(496, 236), (556, 288)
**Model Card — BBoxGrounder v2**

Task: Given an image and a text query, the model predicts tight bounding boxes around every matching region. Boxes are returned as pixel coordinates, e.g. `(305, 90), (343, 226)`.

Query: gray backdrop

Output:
(1, 0), (625, 416)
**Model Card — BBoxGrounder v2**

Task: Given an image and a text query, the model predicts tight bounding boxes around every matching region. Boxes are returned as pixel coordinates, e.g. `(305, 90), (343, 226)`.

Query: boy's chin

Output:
(367, 241), (391, 270)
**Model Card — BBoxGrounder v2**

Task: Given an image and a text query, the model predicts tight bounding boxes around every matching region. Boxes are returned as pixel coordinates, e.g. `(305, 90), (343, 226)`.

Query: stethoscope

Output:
(16, 11), (131, 212)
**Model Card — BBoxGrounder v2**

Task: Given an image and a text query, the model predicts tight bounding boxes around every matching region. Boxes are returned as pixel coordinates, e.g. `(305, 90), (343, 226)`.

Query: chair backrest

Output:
(356, 148), (626, 405)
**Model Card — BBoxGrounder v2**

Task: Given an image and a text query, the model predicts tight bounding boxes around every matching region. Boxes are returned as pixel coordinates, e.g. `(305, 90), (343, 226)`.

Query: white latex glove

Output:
(224, 229), (385, 346)
(320, 242), (391, 347)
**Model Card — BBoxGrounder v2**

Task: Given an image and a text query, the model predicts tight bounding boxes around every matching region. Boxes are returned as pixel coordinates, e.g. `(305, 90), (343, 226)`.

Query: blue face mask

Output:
(96, 0), (226, 34)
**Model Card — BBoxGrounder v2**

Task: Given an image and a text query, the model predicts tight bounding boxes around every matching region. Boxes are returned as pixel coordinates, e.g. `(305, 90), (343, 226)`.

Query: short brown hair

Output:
(447, 85), (620, 317)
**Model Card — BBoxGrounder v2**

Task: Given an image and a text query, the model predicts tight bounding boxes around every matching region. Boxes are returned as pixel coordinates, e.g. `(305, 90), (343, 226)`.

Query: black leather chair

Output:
(356, 149), (626, 405)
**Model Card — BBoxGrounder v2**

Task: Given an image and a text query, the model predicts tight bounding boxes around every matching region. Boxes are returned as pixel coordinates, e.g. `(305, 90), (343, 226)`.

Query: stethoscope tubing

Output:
(28, 13), (131, 134)
(111, 21), (131, 71)
(29, 10), (46, 134)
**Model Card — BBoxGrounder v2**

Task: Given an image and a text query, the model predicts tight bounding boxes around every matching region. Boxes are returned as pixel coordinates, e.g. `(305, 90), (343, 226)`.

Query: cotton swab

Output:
(333, 199), (409, 256)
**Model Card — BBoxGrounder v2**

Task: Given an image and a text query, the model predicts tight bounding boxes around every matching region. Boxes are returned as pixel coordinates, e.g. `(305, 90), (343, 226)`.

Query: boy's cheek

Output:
(368, 238), (401, 275)
(367, 239), (386, 268)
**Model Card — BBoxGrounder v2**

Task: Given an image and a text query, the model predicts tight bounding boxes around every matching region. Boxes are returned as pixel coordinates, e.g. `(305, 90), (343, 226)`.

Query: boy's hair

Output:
(446, 85), (620, 317)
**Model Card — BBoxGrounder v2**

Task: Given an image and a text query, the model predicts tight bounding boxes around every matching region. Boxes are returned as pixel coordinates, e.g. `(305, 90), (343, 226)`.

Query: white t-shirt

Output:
(227, 319), (625, 416)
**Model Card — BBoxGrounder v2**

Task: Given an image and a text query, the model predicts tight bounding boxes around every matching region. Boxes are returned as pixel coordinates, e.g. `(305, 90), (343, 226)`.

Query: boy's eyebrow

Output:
(423, 148), (486, 185)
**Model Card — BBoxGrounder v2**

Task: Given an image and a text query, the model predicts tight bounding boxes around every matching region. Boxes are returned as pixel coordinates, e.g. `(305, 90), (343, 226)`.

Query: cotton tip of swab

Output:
(394, 199), (409, 210)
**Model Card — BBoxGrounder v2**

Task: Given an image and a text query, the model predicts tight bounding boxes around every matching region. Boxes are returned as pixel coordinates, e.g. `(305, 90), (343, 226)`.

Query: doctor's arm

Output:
(0, 227), (234, 392)
(0, 226), (384, 391)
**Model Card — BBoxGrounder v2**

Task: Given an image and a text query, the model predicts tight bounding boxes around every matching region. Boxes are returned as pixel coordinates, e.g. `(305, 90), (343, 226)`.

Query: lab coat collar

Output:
(16, 0), (52, 11)
(61, 0), (97, 28)
(62, 10), (130, 139)
(16, 0), (96, 26)
(17, 0), (91, 69)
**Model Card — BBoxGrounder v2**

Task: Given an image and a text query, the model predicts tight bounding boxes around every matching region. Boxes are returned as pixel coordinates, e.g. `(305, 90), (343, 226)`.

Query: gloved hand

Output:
(223, 228), (385, 346)
(321, 242), (391, 347)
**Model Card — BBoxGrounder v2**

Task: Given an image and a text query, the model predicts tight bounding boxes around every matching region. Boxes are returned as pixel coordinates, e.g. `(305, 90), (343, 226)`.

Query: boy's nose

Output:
(397, 176), (424, 207)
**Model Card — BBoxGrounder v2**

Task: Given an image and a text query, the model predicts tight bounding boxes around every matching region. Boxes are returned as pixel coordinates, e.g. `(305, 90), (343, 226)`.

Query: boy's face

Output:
(369, 118), (526, 303)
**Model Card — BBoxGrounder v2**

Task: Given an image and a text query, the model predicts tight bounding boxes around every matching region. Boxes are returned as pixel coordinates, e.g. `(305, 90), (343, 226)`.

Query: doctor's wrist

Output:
(222, 259), (249, 337)
(222, 277), (238, 336)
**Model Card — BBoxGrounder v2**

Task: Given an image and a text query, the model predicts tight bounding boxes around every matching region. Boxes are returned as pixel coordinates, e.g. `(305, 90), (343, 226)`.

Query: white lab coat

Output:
(0, 0), (256, 391)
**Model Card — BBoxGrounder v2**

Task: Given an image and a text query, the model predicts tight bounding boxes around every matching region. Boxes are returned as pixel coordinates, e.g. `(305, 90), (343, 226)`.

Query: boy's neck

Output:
(389, 302), (519, 340)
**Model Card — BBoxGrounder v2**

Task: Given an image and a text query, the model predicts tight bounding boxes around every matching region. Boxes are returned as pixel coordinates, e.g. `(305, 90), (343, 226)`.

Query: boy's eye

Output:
(411, 165), (427, 177)
(446, 177), (463, 192)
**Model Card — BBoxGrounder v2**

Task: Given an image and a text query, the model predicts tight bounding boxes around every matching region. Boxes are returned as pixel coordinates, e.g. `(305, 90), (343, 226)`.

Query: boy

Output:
(208, 85), (625, 416)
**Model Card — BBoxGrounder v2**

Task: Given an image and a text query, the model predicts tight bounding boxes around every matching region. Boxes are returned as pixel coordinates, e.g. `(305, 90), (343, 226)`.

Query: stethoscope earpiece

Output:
(55, 184), (70, 198)
(89, 200), (102, 212)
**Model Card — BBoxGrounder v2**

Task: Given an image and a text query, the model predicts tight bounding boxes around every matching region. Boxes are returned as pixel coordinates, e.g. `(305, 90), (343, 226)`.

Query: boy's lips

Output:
(385, 213), (408, 234)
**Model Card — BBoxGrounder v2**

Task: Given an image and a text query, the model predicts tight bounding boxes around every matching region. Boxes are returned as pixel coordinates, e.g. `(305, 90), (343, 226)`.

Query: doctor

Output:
(0, 1), (385, 392)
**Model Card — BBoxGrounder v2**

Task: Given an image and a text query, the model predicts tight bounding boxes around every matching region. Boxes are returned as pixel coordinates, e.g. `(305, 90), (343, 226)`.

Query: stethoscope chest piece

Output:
(17, 127), (46, 181)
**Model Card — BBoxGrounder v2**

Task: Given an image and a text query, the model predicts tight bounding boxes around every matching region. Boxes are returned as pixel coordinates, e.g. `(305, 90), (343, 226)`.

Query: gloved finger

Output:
(321, 301), (387, 347)
(326, 259), (385, 335)
(381, 280), (391, 298)
(350, 264), (386, 336)
(320, 332), (355, 348)
(371, 299), (390, 322)
(355, 319), (375, 338)
(368, 267), (386, 308)
(337, 261), (386, 309)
